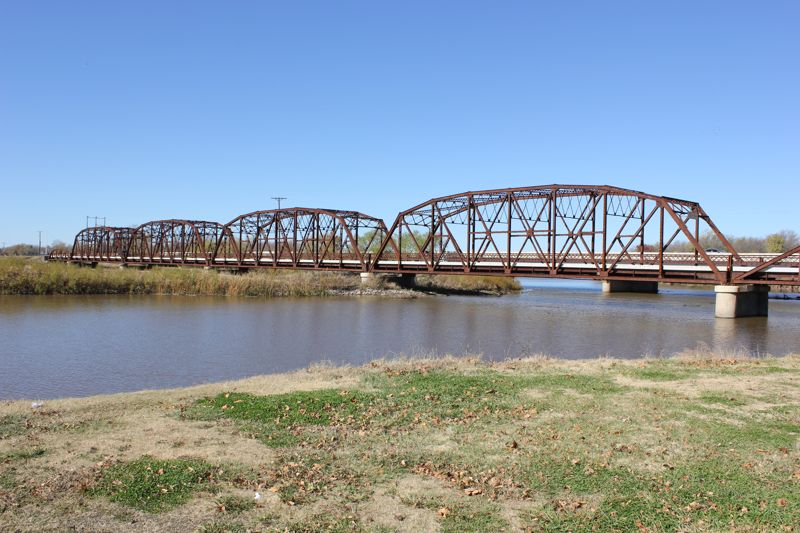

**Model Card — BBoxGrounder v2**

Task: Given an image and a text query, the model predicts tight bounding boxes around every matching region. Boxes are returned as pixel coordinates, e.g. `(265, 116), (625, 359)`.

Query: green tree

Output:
(765, 233), (787, 253)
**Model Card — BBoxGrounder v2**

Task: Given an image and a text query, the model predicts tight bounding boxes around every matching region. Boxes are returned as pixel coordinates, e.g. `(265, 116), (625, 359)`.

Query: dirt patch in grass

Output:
(361, 488), (440, 532)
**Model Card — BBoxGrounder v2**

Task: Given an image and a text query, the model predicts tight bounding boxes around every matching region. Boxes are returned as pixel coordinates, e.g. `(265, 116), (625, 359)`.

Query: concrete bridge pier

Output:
(715, 285), (769, 318)
(601, 280), (659, 293)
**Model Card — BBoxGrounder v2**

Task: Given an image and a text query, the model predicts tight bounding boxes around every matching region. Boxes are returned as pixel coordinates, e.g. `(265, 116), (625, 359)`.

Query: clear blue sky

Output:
(1, 1), (797, 246)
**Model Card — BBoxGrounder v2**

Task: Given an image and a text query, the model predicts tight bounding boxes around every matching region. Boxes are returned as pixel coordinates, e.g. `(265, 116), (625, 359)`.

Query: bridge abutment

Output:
(715, 284), (769, 318)
(601, 280), (659, 293)
(395, 273), (417, 288)
(360, 273), (417, 288)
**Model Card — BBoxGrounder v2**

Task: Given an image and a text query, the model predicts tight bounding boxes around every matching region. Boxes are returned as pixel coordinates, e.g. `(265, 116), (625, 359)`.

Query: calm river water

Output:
(1, 280), (798, 399)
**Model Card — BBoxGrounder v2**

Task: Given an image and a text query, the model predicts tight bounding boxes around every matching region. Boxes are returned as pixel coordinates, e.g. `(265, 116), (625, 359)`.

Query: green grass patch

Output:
(621, 363), (699, 381)
(699, 391), (746, 406)
(707, 419), (800, 449)
(90, 456), (219, 512)
(364, 370), (531, 425)
(523, 372), (626, 395)
(518, 452), (799, 530)
(185, 389), (376, 447)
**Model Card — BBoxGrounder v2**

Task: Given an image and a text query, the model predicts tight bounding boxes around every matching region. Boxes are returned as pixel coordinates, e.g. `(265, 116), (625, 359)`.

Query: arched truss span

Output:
(213, 208), (389, 270)
(371, 185), (742, 284)
(71, 226), (134, 263)
(126, 220), (225, 266)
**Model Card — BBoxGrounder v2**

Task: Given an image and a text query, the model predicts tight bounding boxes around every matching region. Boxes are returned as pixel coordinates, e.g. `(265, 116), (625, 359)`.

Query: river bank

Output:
(0, 257), (521, 297)
(1, 354), (797, 531)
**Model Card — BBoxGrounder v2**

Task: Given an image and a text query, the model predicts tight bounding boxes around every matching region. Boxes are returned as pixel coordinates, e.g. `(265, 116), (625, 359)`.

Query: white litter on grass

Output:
(254, 492), (262, 501)
(31, 402), (43, 409)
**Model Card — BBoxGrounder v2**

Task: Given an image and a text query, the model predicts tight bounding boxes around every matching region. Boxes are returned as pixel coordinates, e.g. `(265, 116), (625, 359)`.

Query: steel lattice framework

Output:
(370, 185), (796, 285)
(126, 220), (225, 266)
(213, 208), (389, 271)
(47, 185), (800, 286)
(732, 245), (800, 285)
(70, 226), (134, 263)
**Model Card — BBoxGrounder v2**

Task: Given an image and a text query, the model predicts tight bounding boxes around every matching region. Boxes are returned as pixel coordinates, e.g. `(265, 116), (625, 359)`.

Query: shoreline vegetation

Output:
(2, 257), (798, 297)
(1, 353), (798, 531)
(0, 257), (521, 297)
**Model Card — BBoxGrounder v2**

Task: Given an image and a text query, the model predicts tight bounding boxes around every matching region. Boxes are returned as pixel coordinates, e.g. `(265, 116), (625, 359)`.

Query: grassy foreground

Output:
(0, 257), (520, 297)
(1, 355), (798, 532)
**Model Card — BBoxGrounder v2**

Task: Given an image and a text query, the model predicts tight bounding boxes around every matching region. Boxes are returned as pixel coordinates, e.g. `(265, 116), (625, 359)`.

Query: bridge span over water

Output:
(49, 185), (800, 318)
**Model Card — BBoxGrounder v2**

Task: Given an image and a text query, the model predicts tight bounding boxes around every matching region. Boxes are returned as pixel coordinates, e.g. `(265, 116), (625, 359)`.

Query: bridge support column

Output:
(715, 285), (769, 318)
(360, 273), (376, 286)
(601, 280), (658, 293)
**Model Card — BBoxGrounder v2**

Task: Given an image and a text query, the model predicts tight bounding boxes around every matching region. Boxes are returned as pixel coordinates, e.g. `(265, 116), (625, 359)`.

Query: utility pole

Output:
(38, 231), (43, 255)
(271, 197), (287, 210)
(86, 216), (106, 228)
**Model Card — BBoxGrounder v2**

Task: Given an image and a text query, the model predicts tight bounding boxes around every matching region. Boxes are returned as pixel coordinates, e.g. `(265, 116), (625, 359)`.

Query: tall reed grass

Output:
(0, 258), (360, 296)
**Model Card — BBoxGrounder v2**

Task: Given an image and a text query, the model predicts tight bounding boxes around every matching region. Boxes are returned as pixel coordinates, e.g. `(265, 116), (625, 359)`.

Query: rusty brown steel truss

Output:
(125, 220), (226, 266)
(371, 185), (745, 284)
(70, 226), (134, 262)
(48, 185), (800, 286)
(213, 208), (388, 271)
(731, 244), (800, 286)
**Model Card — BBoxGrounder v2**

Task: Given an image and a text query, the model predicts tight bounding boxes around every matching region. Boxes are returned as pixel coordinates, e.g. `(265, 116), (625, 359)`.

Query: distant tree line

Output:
(669, 229), (799, 254)
(0, 240), (67, 256)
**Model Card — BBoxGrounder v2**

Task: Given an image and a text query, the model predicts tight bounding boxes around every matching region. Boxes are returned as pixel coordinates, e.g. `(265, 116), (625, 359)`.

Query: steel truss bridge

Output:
(49, 185), (800, 288)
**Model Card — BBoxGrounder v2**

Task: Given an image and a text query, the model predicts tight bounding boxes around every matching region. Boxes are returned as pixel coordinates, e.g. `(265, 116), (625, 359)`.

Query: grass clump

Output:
(90, 456), (219, 512)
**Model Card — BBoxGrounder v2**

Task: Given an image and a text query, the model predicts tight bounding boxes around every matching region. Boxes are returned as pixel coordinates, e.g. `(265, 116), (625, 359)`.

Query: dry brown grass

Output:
(0, 257), (367, 296)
